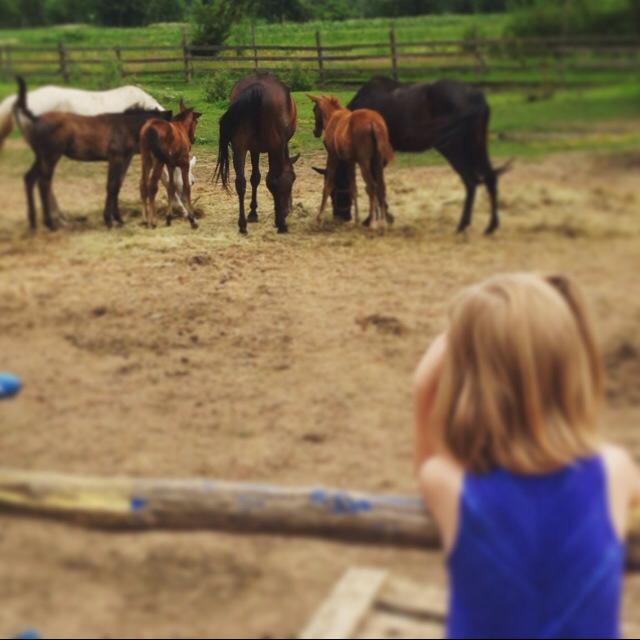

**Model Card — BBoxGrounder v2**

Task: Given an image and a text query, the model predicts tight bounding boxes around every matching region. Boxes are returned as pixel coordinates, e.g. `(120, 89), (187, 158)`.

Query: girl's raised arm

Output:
(413, 333), (448, 473)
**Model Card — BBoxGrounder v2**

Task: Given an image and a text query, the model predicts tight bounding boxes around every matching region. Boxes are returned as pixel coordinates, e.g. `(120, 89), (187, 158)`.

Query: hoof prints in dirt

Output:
(356, 314), (408, 336)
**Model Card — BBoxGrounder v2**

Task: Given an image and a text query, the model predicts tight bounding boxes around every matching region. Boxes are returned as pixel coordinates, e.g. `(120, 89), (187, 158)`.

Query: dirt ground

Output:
(0, 139), (639, 638)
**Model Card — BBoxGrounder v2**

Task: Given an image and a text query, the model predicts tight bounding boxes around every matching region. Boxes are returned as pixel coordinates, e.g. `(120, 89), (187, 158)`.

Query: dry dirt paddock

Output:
(0, 139), (639, 638)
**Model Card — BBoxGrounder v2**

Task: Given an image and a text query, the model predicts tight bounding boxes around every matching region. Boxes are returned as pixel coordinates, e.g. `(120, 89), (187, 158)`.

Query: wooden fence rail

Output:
(1, 30), (639, 88)
(1, 468), (640, 570)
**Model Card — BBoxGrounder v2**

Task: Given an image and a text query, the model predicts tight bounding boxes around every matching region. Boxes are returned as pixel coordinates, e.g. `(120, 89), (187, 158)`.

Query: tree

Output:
(190, 0), (252, 47)
(94, 0), (147, 26)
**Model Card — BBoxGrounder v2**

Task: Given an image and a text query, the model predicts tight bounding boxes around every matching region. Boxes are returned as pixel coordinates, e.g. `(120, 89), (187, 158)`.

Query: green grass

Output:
(0, 14), (508, 49)
(1, 18), (639, 163)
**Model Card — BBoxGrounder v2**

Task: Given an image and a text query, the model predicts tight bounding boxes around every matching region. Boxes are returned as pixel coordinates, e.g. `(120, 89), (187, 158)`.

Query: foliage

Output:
(281, 63), (314, 90)
(190, 0), (251, 47)
(201, 70), (236, 103)
(505, 0), (640, 37)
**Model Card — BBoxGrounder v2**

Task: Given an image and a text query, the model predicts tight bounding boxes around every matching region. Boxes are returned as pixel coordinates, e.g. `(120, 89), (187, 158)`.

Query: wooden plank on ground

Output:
(299, 568), (388, 639)
(356, 610), (443, 639)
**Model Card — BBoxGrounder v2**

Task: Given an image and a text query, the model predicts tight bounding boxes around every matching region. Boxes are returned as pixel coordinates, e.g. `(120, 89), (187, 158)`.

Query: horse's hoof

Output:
(239, 228), (248, 235)
(166, 218), (172, 227)
(190, 221), (199, 230)
(484, 223), (499, 236)
(247, 212), (258, 223)
(277, 225), (288, 234)
(456, 223), (469, 234)
(362, 217), (371, 228)
(386, 212), (395, 225)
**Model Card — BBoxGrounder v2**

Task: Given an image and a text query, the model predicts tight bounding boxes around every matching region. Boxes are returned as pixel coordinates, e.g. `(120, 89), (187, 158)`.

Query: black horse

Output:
(316, 76), (511, 235)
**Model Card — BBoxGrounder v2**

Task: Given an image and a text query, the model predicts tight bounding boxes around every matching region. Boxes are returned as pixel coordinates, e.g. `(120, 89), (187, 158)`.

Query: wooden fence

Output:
(1, 29), (639, 88)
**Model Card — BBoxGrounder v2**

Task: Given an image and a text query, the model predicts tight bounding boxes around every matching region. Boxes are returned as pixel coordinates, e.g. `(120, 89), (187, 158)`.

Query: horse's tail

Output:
(214, 85), (263, 191)
(0, 93), (15, 151)
(14, 76), (37, 123)
(142, 124), (172, 166)
(369, 120), (393, 185)
(475, 103), (514, 185)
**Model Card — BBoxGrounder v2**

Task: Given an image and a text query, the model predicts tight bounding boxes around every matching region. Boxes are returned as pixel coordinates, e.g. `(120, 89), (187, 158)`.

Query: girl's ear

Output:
(193, 111), (203, 120)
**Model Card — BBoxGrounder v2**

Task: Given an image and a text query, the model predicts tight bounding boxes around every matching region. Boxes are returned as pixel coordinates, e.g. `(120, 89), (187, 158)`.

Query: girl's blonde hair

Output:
(432, 273), (603, 474)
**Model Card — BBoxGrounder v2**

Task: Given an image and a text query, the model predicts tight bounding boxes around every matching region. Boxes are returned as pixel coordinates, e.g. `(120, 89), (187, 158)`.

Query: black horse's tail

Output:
(370, 125), (383, 189)
(475, 103), (514, 184)
(214, 84), (263, 191)
(13, 76), (37, 125)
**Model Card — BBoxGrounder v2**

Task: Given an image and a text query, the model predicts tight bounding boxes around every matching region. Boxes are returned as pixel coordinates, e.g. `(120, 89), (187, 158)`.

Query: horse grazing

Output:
(309, 94), (394, 228)
(324, 76), (511, 234)
(214, 72), (299, 234)
(13, 76), (171, 230)
(0, 82), (194, 219)
(140, 99), (201, 229)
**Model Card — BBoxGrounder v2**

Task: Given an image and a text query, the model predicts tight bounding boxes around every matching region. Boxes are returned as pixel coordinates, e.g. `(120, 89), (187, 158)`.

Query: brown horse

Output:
(214, 72), (299, 234)
(139, 98), (201, 229)
(13, 76), (171, 230)
(309, 94), (394, 228)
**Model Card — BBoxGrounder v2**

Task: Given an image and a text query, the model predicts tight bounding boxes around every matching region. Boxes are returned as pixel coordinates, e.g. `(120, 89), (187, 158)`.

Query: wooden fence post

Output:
(389, 27), (398, 81)
(252, 23), (258, 70)
(114, 46), (124, 79)
(316, 29), (325, 84)
(58, 41), (70, 83)
(182, 28), (192, 83)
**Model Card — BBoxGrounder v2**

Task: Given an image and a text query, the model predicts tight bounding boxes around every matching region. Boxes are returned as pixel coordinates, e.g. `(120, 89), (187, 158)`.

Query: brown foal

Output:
(308, 94), (394, 228)
(139, 99), (201, 229)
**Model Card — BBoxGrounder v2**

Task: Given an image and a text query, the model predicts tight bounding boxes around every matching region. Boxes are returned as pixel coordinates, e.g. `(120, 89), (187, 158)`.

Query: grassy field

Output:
(0, 14), (509, 48)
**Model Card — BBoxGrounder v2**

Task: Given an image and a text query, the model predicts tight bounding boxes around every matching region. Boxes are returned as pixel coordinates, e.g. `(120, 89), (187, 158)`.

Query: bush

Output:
(201, 71), (236, 104)
(44, 0), (93, 24)
(281, 63), (314, 91)
(146, 0), (186, 24)
(505, 0), (640, 38)
(190, 0), (250, 48)
(0, 0), (22, 27)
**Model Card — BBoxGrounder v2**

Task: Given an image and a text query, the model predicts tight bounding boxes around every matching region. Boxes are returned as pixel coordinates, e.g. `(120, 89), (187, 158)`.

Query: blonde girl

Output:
(414, 273), (640, 639)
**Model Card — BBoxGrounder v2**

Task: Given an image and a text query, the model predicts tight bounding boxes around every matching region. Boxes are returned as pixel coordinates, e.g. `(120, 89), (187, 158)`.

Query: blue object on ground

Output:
(13, 629), (40, 640)
(0, 372), (22, 398)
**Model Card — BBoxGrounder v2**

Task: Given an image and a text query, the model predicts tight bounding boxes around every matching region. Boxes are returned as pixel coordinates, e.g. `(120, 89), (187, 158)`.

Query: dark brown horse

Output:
(214, 72), (299, 234)
(321, 76), (511, 235)
(13, 76), (171, 230)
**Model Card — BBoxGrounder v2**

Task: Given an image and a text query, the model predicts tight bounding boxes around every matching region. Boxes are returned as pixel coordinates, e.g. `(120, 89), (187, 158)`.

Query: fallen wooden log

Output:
(0, 468), (638, 570)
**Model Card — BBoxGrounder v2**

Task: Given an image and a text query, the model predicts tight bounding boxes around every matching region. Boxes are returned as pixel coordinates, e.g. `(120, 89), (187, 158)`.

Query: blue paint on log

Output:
(310, 489), (373, 515)
(130, 496), (147, 511)
(13, 630), (40, 640)
(0, 372), (22, 399)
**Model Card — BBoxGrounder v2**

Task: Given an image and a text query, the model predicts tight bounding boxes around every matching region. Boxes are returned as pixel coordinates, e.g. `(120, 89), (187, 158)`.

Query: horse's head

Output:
(312, 162), (352, 221)
(307, 95), (342, 138)
(268, 153), (300, 220)
(176, 100), (202, 144)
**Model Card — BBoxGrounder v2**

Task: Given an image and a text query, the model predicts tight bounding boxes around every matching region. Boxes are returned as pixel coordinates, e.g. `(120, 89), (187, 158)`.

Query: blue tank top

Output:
(446, 455), (625, 639)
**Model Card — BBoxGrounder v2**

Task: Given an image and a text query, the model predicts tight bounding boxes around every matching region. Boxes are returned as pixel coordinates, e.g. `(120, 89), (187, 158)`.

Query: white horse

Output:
(0, 84), (196, 220)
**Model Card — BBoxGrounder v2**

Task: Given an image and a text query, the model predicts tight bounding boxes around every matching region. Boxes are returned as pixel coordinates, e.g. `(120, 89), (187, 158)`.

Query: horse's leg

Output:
(317, 157), (337, 223)
(359, 162), (378, 229)
(104, 157), (126, 229)
(147, 160), (164, 229)
(165, 167), (176, 226)
(248, 150), (260, 223)
(38, 156), (59, 231)
(349, 163), (359, 224)
(480, 157), (499, 235)
(457, 175), (477, 234)
(233, 148), (248, 234)
(376, 167), (389, 228)
(24, 160), (39, 230)
(112, 153), (133, 226)
(180, 163), (198, 230)
(140, 151), (151, 227)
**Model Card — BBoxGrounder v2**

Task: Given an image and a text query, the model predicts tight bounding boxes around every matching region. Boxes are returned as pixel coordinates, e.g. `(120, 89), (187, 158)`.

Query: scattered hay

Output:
(355, 314), (408, 337)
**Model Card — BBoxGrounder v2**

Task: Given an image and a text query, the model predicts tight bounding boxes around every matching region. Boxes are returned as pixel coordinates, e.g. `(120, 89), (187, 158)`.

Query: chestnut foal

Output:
(140, 99), (201, 229)
(308, 94), (394, 228)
